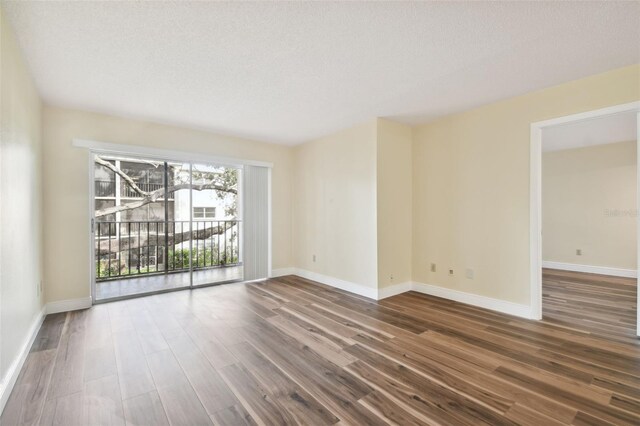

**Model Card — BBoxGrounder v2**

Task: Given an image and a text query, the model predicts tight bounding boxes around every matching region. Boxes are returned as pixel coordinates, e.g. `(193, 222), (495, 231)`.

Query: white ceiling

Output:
(3, 1), (640, 145)
(542, 112), (637, 152)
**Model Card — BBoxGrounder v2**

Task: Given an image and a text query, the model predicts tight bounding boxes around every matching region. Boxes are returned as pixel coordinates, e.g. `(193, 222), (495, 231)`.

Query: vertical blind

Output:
(242, 165), (270, 280)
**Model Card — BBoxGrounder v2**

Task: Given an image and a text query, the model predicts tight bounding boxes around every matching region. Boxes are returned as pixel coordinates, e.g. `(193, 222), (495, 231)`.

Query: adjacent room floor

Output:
(542, 268), (638, 341)
(2, 273), (639, 425)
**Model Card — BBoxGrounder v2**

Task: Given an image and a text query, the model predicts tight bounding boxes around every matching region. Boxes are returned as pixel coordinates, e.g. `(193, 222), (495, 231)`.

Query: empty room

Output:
(0, 2), (639, 426)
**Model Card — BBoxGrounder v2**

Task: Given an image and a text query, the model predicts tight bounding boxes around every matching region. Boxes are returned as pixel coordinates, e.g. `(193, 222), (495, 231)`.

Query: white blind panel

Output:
(242, 165), (270, 280)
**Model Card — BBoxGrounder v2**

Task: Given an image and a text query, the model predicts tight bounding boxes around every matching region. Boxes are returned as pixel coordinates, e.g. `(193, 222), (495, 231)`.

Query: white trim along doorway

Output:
(530, 101), (640, 336)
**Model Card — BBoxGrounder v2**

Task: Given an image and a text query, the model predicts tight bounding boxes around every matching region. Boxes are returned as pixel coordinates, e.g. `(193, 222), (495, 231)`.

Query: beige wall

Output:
(543, 141), (637, 270)
(5, 12), (639, 324)
(413, 64), (640, 305)
(377, 119), (412, 288)
(293, 121), (378, 288)
(42, 107), (294, 303)
(0, 9), (44, 388)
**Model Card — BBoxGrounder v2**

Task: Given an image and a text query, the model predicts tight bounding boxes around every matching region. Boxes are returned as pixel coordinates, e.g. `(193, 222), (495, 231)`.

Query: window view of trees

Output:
(94, 155), (240, 281)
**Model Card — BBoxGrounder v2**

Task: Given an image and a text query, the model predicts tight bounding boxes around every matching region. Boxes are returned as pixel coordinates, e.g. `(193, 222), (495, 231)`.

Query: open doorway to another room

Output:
(537, 109), (638, 341)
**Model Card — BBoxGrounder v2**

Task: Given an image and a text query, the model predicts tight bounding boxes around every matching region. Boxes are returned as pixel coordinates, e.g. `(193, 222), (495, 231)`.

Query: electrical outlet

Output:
(466, 268), (474, 279)
(312, 254), (316, 262)
(430, 263), (436, 272)
(449, 269), (454, 276)
(576, 249), (582, 256)
(389, 274), (394, 282)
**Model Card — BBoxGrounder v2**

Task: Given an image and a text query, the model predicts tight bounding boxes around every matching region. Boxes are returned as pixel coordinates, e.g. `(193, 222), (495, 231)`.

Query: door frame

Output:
(83, 141), (266, 303)
(529, 101), (640, 335)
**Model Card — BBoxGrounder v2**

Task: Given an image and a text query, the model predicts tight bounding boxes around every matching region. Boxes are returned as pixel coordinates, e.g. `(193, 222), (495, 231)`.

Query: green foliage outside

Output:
(167, 248), (239, 269)
(96, 261), (158, 278)
(96, 246), (239, 279)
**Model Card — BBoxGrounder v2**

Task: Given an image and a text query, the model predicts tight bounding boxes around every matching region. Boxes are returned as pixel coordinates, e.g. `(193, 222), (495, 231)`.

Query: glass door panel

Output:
(93, 155), (191, 301)
(93, 154), (245, 302)
(161, 161), (192, 289)
(190, 163), (243, 286)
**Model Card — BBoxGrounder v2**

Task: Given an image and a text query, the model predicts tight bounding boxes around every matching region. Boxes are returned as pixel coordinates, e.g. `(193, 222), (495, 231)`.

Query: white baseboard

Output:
(378, 281), (413, 300)
(288, 271), (533, 318)
(46, 297), (92, 315)
(542, 261), (637, 278)
(271, 267), (296, 277)
(0, 307), (45, 414)
(1, 298), (93, 413)
(411, 282), (534, 319)
(294, 268), (378, 299)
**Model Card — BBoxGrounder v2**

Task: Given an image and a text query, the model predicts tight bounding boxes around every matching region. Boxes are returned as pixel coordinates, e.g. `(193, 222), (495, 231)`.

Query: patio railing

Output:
(95, 219), (240, 280)
(121, 182), (166, 198)
(95, 180), (116, 197)
(94, 180), (174, 199)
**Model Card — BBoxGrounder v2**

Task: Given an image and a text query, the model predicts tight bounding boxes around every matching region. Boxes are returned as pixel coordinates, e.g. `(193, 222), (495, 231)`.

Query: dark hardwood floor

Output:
(1, 271), (638, 425)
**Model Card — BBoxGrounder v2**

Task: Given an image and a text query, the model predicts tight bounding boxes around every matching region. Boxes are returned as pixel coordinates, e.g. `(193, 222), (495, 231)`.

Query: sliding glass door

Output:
(92, 154), (242, 301)
(190, 162), (242, 286)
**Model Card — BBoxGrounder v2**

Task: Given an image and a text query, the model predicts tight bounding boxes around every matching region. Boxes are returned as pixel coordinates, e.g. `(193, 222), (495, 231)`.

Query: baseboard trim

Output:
(288, 271), (533, 318)
(542, 261), (637, 278)
(271, 267), (296, 277)
(378, 281), (413, 300)
(411, 282), (533, 319)
(294, 269), (378, 300)
(46, 297), (92, 315)
(0, 307), (45, 414)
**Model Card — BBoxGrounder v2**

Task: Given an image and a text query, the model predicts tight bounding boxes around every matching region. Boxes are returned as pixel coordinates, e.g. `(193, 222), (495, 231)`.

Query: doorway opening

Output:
(530, 102), (640, 338)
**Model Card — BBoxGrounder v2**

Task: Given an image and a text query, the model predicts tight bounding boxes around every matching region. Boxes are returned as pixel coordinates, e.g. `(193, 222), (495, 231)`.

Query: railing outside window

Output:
(95, 220), (240, 280)
(121, 182), (166, 198)
(95, 180), (116, 197)
(94, 180), (174, 199)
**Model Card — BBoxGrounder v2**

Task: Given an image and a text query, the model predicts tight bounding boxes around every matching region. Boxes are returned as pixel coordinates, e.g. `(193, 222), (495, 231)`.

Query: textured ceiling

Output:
(542, 112), (637, 152)
(3, 1), (640, 144)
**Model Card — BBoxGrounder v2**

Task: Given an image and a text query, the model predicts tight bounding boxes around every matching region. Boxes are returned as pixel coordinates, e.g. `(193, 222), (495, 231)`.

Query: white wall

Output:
(543, 141), (637, 270)
(293, 121), (378, 290)
(0, 8), (44, 406)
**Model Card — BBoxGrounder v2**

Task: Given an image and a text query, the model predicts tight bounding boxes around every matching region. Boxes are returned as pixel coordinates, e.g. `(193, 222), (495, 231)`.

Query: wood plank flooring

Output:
(542, 268), (638, 341)
(2, 271), (638, 425)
